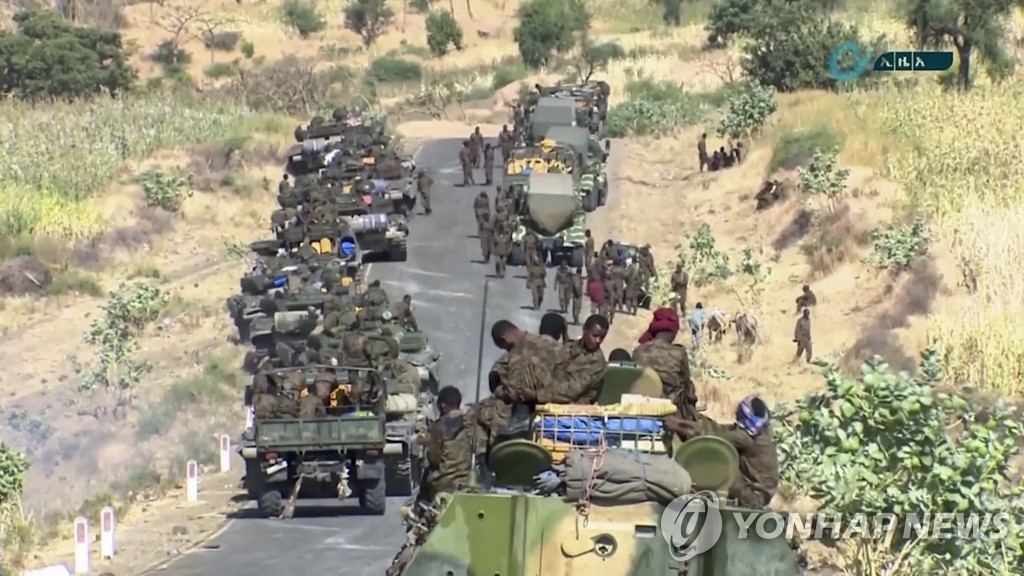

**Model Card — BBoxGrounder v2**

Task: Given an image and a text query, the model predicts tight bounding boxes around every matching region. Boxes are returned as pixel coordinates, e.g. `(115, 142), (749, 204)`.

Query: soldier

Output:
(697, 133), (709, 173)
(483, 143), (495, 186)
(710, 149), (722, 171)
(624, 259), (642, 315)
(527, 260), (547, 310)
(538, 312), (569, 344)
(584, 229), (595, 273)
(732, 142), (744, 164)
(554, 261), (573, 314)
(606, 259), (626, 323)
(490, 319), (570, 369)
(393, 294), (419, 331)
(278, 173), (291, 195)
(365, 279), (389, 307)
(664, 395), (779, 509)
(795, 285), (817, 312)
(470, 127), (485, 168)
(721, 146), (734, 169)
(794, 308), (812, 363)
(632, 307), (698, 420)
(522, 230), (539, 266)
(420, 386), (472, 503)
(478, 213), (494, 264)
(600, 239), (617, 263)
(492, 225), (510, 278)
(522, 314), (610, 405)
(570, 267), (585, 325)
(638, 244), (657, 288)
(459, 141), (475, 186)
(416, 169), (433, 215)
(670, 262), (689, 314)
(498, 124), (514, 163)
(473, 191), (490, 235)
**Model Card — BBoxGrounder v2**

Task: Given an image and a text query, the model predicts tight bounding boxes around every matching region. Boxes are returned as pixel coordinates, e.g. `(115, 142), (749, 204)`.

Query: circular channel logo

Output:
(828, 42), (872, 83)
(660, 491), (724, 561)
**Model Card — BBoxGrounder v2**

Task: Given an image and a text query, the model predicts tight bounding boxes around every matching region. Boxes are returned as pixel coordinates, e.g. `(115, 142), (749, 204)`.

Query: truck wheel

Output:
(570, 247), (585, 269)
(258, 489), (284, 518)
(598, 186), (608, 206)
(508, 246), (525, 266)
(389, 243), (408, 262)
(358, 478), (387, 515)
(583, 192), (598, 212)
(385, 454), (420, 497)
(244, 459), (262, 499)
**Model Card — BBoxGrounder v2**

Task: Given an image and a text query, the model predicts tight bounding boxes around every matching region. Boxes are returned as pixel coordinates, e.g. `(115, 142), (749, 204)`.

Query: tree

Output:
(652, 0), (683, 25)
(904, 0), (1022, 90)
(344, 0), (396, 47)
(716, 82), (777, 143)
(776, 350), (1024, 574)
(513, 0), (590, 68)
(0, 443), (29, 512)
(574, 39), (624, 82)
(280, 0), (327, 38)
(798, 147), (850, 213)
(0, 9), (136, 100)
(425, 9), (463, 56)
(705, 0), (760, 46)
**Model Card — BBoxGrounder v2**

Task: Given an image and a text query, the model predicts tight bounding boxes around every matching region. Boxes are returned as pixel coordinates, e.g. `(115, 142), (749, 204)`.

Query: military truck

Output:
(534, 82), (610, 137)
(545, 125), (611, 211)
(506, 171), (586, 268)
(387, 362), (804, 576)
(524, 97), (581, 144)
(242, 365), (391, 517)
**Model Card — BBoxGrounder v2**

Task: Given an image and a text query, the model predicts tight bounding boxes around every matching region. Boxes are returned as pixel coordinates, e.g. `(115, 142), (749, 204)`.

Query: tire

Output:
(257, 489), (283, 518)
(598, 185), (608, 206)
(357, 478), (387, 515)
(389, 243), (408, 262)
(385, 454), (420, 497)
(583, 191), (598, 212)
(244, 459), (262, 499)
(570, 247), (585, 269)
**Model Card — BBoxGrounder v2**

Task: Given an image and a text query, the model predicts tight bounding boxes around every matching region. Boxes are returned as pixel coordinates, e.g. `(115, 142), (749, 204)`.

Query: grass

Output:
(0, 94), (251, 241)
(135, 355), (243, 440)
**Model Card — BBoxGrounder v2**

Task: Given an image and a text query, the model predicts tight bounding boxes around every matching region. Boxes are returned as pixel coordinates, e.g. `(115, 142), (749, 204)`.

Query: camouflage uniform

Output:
(423, 410), (473, 500)
(794, 310), (812, 362)
(638, 245), (657, 288)
(498, 126), (514, 164)
(459, 142), (475, 185)
(522, 231), (539, 266)
(478, 214), (494, 263)
(467, 397), (511, 455)
(534, 339), (608, 404)
(527, 262), (547, 310)
(392, 299), (419, 331)
(483, 144), (495, 186)
(584, 234), (595, 273)
(606, 262), (626, 322)
(473, 192), (490, 234)
(554, 262), (573, 313)
(491, 228), (510, 278)
(632, 339), (698, 419)
(570, 269), (585, 325)
(670, 265), (689, 314)
(416, 170), (433, 215)
(470, 128), (484, 169)
(624, 261), (642, 315)
(686, 417), (779, 509)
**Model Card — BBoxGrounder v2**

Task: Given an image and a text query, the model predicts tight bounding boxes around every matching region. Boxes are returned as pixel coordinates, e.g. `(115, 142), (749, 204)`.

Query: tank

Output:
(391, 435), (803, 576)
(347, 213), (390, 233)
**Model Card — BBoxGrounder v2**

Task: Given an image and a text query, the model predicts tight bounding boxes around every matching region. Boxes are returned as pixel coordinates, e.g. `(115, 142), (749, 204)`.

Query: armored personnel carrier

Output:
(545, 125), (610, 211)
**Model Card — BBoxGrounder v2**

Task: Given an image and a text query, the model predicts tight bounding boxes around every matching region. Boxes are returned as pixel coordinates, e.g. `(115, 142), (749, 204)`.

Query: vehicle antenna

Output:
(468, 279), (489, 487)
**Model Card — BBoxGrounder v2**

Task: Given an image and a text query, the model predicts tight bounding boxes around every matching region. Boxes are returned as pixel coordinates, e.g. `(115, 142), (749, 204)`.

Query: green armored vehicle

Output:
(243, 365), (390, 517)
(504, 170), (586, 268)
(388, 363), (804, 576)
(545, 125), (611, 211)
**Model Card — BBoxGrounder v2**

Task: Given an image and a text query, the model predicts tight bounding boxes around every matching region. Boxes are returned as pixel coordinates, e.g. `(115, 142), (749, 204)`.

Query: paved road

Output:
(147, 138), (568, 575)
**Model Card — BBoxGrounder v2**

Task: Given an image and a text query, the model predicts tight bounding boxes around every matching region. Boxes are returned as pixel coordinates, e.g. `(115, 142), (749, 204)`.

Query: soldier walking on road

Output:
(459, 141), (476, 186)
(555, 261), (573, 313)
(625, 260), (642, 315)
(570, 267), (585, 325)
(638, 244), (657, 288)
(470, 127), (484, 169)
(478, 213), (494, 263)
(698, 133), (710, 173)
(794, 308), (812, 363)
(584, 229), (595, 273)
(484, 144), (495, 186)
(416, 169), (433, 215)
(473, 191), (490, 235)
(527, 262), (547, 310)
(522, 230), (539, 266)
(606, 259), (626, 323)
(492, 227), (510, 278)
(499, 125), (514, 164)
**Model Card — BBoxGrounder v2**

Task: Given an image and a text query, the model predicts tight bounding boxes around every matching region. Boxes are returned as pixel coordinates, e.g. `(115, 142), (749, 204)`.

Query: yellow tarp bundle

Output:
(535, 401), (677, 417)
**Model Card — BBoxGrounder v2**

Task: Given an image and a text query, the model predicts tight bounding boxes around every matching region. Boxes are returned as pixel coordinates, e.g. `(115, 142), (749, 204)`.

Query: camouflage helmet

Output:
(355, 179), (375, 195)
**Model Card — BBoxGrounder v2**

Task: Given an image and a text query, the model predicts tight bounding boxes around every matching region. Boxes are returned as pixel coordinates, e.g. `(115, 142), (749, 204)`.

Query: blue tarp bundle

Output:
(538, 416), (664, 445)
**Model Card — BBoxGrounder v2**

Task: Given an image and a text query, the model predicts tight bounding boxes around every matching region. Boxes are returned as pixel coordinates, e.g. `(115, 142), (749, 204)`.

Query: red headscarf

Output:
(639, 307), (680, 343)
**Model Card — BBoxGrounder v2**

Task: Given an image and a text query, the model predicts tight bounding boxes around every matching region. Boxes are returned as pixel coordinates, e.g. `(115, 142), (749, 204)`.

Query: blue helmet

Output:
(736, 395), (770, 437)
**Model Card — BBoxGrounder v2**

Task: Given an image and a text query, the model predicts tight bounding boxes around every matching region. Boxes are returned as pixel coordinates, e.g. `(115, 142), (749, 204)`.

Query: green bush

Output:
(769, 126), (841, 171)
(280, 0), (327, 39)
(425, 10), (464, 56)
(492, 64), (528, 90)
(605, 78), (712, 137)
(344, 0), (395, 47)
(409, 0), (431, 12)
(513, 0), (590, 68)
(864, 215), (932, 272)
(716, 82), (777, 142)
(369, 55), (423, 82)
(149, 40), (191, 73)
(204, 62), (239, 79)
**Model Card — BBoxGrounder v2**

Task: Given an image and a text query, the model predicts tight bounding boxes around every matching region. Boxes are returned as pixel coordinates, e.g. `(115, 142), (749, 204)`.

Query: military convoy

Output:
(226, 109), (443, 517)
(504, 82), (614, 267)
